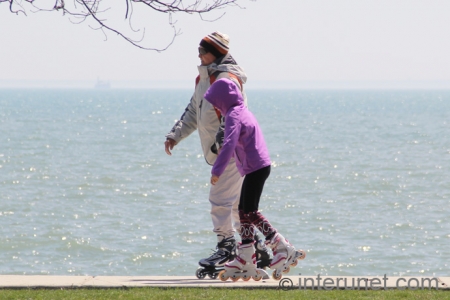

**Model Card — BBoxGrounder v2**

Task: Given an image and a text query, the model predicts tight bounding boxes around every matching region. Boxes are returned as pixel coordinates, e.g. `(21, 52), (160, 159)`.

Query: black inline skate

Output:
(196, 236), (236, 279)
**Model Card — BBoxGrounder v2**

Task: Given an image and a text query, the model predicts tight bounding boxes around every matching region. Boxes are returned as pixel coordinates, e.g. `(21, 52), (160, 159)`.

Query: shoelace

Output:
(208, 248), (227, 259)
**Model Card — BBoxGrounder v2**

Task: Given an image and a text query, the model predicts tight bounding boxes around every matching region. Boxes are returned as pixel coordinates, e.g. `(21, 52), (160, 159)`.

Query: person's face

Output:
(198, 47), (216, 66)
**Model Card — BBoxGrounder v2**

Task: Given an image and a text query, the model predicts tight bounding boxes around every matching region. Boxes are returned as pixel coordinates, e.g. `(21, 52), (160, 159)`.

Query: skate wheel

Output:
(208, 272), (218, 280)
(242, 275), (251, 281)
(231, 275), (240, 282)
(283, 266), (290, 274)
(291, 260), (298, 267)
(252, 271), (262, 282)
(298, 250), (306, 260)
(218, 270), (229, 282)
(272, 271), (282, 281)
(195, 268), (206, 279)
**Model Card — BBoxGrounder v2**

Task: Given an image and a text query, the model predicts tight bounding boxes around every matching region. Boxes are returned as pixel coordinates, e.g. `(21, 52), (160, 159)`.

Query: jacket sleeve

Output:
(165, 94), (198, 143)
(211, 109), (241, 177)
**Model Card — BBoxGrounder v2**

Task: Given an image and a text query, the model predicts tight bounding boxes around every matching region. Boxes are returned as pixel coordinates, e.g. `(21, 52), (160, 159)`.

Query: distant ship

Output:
(95, 78), (111, 89)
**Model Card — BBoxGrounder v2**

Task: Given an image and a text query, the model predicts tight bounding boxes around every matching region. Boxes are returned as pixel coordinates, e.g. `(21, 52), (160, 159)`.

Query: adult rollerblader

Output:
(164, 32), (271, 280)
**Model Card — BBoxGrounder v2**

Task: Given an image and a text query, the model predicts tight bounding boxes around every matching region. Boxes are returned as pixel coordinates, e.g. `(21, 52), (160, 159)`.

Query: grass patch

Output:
(0, 287), (448, 300)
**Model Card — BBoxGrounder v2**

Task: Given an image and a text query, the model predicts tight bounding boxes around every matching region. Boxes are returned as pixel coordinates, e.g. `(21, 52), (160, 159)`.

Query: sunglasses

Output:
(198, 47), (209, 55)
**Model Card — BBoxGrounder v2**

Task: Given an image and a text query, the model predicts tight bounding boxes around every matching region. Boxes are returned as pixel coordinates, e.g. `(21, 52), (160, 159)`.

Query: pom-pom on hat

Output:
(199, 31), (230, 58)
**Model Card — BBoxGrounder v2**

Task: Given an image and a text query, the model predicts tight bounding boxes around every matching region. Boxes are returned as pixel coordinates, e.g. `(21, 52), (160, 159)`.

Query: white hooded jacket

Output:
(166, 54), (247, 165)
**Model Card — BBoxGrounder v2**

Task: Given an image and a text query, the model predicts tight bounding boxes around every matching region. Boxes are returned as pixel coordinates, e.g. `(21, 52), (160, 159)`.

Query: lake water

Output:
(1, 88), (449, 277)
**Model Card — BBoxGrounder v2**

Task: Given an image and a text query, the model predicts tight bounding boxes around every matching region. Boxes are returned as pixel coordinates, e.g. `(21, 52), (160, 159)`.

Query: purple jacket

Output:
(204, 78), (271, 177)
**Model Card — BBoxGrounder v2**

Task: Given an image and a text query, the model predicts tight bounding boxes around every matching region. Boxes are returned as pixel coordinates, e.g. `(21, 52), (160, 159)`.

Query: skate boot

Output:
(266, 233), (306, 280)
(196, 236), (236, 279)
(254, 233), (272, 270)
(218, 243), (268, 282)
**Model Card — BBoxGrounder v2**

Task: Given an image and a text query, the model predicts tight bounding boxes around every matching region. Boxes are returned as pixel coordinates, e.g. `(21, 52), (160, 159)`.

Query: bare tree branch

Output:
(1, 0), (245, 51)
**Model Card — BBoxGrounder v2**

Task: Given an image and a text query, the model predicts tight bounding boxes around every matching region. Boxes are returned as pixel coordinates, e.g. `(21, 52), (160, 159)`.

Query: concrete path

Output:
(0, 275), (448, 290)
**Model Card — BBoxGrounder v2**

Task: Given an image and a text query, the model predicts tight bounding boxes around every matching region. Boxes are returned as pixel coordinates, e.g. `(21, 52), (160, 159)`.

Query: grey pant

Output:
(209, 158), (243, 241)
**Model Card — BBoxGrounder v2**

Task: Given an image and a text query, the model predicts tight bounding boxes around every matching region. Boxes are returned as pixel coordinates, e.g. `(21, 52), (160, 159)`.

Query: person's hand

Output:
(211, 175), (219, 185)
(164, 138), (177, 155)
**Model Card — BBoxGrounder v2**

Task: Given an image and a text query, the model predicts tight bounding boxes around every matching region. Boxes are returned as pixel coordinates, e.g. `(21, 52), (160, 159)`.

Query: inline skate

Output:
(266, 232), (306, 280)
(196, 236), (236, 279)
(218, 242), (269, 282)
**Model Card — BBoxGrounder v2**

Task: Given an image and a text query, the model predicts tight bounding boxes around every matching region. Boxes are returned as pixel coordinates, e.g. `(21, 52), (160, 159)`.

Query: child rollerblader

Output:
(204, 78), (306, 281)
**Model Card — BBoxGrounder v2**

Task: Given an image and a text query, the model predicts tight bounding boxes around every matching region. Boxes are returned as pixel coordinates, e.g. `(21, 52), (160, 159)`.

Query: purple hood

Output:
(204, 77), (244, 116)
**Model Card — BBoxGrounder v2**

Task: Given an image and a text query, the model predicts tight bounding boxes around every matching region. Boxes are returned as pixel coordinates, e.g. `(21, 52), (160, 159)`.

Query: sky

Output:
(1, 0), (450, 89)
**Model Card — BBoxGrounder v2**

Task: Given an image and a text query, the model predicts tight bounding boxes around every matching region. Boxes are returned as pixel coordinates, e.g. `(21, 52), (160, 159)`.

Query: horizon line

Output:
(1, 79), (450, 90)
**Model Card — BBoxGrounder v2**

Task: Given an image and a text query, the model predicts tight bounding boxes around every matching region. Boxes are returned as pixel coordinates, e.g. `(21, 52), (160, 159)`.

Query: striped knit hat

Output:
(199, 31), (230, 58)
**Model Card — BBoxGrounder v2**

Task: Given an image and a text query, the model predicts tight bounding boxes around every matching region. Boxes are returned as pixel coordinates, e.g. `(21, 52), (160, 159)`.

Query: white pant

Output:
(209, 158), (243, 241)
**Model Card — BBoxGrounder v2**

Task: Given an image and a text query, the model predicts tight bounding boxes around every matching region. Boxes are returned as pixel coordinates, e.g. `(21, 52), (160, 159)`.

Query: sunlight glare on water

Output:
(0, 89), (449, 277)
